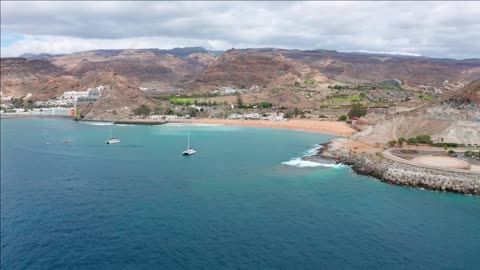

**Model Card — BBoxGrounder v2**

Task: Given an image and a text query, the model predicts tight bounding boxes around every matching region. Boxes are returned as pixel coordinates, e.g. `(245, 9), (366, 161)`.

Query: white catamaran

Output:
(182, 125), (196, 156)
(105, 125), (121, 144)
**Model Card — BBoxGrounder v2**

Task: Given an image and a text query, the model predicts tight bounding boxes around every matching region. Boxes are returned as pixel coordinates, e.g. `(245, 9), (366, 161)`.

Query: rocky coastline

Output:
(334, 153), (479, 195)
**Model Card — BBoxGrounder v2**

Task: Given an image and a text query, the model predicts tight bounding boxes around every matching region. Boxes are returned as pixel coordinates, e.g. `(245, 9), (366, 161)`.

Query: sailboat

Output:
(105, 125), (121, 144)
(182, 124), (196, 155)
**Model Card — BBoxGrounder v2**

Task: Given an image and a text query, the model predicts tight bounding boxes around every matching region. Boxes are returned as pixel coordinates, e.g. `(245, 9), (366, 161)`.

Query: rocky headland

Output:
(335, 153), (479, 195)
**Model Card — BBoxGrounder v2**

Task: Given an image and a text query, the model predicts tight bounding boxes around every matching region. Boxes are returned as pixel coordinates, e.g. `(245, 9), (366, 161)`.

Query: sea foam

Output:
(282, 144), (345, 168)
(79, 121), (113, 126)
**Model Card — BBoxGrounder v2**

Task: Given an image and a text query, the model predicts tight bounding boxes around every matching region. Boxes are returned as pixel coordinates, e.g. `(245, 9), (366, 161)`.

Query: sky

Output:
(1, 1), (479, 59)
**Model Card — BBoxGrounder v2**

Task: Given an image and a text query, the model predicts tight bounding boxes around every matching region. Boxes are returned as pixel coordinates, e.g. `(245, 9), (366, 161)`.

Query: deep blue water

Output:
(1, 119), (479, 270)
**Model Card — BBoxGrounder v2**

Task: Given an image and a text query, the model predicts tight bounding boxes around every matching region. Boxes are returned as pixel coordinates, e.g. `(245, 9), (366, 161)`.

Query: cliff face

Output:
(352, 80), (480, 145)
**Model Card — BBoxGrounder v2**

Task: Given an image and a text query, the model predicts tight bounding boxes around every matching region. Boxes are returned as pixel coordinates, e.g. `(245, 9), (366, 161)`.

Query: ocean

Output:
(1, 118), (479, 269)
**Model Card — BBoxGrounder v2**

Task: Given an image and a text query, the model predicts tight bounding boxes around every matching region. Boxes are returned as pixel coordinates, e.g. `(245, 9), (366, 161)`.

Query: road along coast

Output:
(336, 152), (480, 195)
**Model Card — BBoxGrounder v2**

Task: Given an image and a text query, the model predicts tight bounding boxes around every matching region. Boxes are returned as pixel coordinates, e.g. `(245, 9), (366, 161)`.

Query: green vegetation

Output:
(465, 151), (480, 158)
(389, 135), (467, 149)
(413, 135), (433, 144)
(388, 135), (450, 148)
(169, 97), (219, 107)
(11, 97), (25, 108)
(293, 107), (301, 117)
(169, 97), (194, 105)
(328, 85), (350, 90)
(447, 150), (456, 155)
(331, 96), (362, 103)
(418, 95), (433, 101)
(164, 108), (175, 115)
(328, 82), (404, 91)
(388, 140), (397, 147)
(236, 93), (243, 108)
(348, 103), (367, 118)
(194, 100), (217, 106)
(431, 142), (459, 147)
(160, 93), (220, 104)
(284, 111), (294, 119)
(257, 101), (272, 108)
(188, 108), (197, 117)
(338, 115), (347, 121)
(304, 79), (317, 85)
(133, 105), (151, 116)
(235, 100), (273, 110)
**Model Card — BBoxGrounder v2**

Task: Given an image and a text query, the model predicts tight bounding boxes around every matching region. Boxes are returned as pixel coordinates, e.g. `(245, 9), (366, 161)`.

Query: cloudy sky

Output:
(1, 1), (479, 59)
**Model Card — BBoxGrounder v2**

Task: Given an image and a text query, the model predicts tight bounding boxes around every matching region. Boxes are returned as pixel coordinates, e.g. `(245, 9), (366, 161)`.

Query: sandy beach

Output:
(173, 118), (356, 137)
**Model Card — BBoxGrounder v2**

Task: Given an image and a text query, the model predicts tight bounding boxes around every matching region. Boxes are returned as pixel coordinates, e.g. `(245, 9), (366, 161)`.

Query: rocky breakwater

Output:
(337, 153), (480, 195)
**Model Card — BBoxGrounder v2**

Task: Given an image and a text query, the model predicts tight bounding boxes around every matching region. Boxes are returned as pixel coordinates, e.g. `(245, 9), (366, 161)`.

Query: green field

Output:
(169, 97), (196, 105)
(331, 96), (362, 103)
(419, 95), (433, 101)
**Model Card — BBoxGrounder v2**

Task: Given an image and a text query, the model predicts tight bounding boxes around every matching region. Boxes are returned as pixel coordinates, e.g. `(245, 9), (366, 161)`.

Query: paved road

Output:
(383, 149), (480, 175)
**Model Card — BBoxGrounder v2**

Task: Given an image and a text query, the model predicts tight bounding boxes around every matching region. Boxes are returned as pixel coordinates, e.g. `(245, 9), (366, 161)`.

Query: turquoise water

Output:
(1, 119), (479, 269)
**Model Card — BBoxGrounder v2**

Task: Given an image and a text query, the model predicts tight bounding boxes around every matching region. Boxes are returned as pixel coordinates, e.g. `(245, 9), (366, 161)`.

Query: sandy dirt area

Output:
(469, 165), (480, 172)
(411, 156), (471, 170)
(173, 118), (356, 137)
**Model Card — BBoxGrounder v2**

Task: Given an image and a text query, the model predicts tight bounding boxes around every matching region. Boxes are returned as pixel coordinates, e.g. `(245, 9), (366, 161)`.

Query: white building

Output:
(62, 91), (89, 100)
(244, 113), (261, 120)
(149, 115), (178, 120)
(227, 114), (243, 120)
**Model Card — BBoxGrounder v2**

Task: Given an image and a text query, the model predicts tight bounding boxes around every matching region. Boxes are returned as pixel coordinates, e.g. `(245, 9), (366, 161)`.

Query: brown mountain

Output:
(78, 71), (157, 120)
(279, 49), (480, 87)
(191, 49), (328, 91)
(2, 48), (480, 99)
(441, 79), (480, 104)
(193, 48), (480, 90)
(0, 57), (77, 99)
(52, 48), (216, 90)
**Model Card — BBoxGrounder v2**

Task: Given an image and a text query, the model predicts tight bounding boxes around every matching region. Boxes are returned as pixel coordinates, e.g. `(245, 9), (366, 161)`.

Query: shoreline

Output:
(172, 118), (356, 137)
(1, 114), (74, 119)
(324, 150), (480, 195)
(1, 116), (355, 136)
(321, 138), (480, 195)
(113, 119), (168, 125)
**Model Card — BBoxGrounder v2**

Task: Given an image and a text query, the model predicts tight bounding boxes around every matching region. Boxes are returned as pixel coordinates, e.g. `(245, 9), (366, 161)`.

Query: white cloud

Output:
(0, 35), (233, 57)
(1, 1), (480, 58)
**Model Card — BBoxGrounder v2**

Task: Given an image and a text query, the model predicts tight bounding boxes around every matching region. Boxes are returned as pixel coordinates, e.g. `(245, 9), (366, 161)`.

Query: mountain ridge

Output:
(2, 47), (480, 99)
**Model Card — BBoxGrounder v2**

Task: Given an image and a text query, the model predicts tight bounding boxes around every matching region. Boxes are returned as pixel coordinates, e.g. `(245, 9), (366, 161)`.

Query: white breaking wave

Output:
(281, 144), (345, 168)
(80, 121), (113, 126)
(303, 144), (322, 156)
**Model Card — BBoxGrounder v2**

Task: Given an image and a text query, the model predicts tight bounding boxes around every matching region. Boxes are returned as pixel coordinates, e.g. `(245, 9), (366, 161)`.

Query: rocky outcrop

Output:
(337, 153), (480, 195)
(349, 80), (480, 145)
(79, 71), (157, 120)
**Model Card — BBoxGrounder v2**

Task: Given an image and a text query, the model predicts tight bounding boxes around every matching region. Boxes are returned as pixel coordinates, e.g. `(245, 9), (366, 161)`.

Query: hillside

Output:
(191, 49), (328, 91)
(78, 71), (157, 121)
(0, 57), (77, 99)
(2, 47), (480, 100)
(280, 49), (480, 88)
(352, 80), (480, 145)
